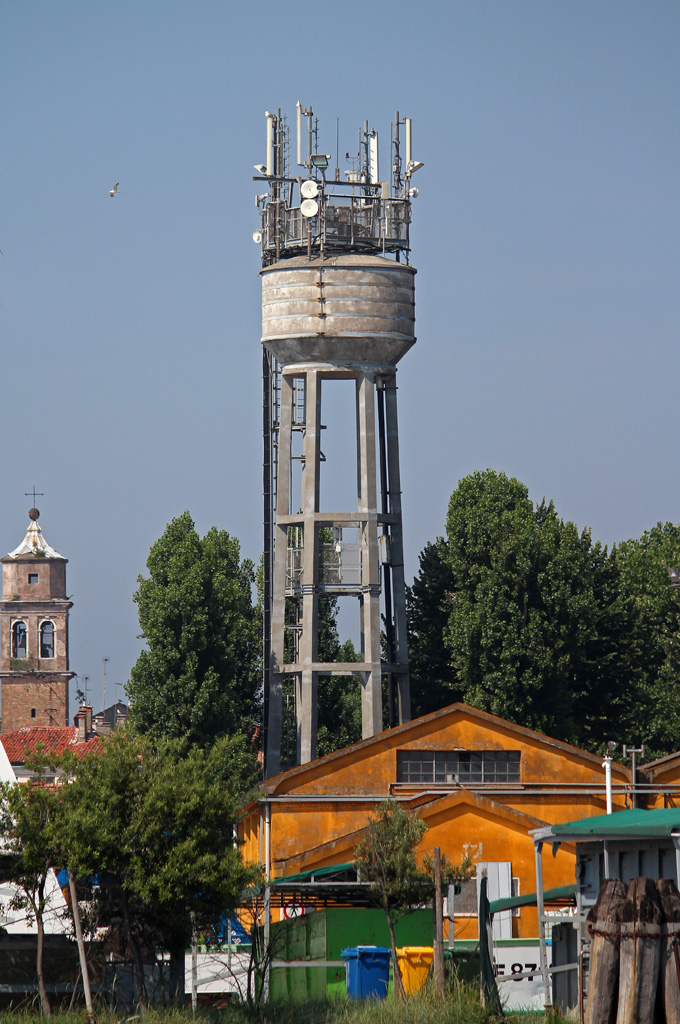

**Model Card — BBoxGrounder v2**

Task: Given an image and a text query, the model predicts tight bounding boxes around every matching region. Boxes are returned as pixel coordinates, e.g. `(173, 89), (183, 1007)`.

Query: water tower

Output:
(255, 105), (423, 777)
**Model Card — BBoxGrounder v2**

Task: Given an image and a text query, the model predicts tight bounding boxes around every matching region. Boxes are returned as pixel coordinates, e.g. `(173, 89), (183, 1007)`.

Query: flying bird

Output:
(109, 183), (121, 197)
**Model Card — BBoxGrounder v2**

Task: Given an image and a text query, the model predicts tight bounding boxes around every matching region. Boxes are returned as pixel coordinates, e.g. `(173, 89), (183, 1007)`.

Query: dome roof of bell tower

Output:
(6, 510), (65, 560)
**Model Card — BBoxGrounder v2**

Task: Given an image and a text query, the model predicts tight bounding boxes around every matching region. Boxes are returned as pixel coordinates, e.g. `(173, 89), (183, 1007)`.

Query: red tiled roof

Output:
(1, 726), (105, 764)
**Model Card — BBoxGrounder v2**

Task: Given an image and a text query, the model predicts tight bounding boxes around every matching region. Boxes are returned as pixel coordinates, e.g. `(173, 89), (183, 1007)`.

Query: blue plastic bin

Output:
(341, 945), (391, 1000)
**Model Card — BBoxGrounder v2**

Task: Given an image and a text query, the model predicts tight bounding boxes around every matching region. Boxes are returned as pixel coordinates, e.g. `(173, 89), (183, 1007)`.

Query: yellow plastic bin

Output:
(396, 946), (434, 994)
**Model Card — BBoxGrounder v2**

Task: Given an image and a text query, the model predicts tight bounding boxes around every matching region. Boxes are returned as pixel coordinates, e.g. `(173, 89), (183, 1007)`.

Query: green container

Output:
(267, 908), (434, 1002)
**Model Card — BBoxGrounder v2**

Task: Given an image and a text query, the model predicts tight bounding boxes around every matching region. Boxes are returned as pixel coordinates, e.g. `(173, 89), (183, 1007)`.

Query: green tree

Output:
(354, 800), (470, 1000)
(317, 636), (362, 756)
(615, 523), (680, 755)
(407, 471), (680, 756)
(57, 730), (260, 1012)
(283, 587), (363, 759)
(407, 538), (462, 718)
(442, 470), (634, 746)
(316, 595), (362, 756)
(127, 512), (260, 745)
(0, 752), (67, 1016)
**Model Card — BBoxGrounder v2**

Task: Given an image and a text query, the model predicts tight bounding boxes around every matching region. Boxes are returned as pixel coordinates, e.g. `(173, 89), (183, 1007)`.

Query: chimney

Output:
(74, 705), (92, 742)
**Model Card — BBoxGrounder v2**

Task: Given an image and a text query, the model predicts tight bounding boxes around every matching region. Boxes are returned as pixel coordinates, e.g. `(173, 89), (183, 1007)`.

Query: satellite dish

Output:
(252, 230), (262, 244)
(300, 180), (319, 199)
(300, 198), (318, 219)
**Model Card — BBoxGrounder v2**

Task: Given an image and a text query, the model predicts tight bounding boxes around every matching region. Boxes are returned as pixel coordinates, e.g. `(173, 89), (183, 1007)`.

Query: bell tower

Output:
(0, 508), (73, 733)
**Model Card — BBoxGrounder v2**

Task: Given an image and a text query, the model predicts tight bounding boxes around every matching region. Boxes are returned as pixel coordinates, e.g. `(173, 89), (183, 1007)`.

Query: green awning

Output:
(489, 884), (577, 914)
(245, 863), (373, 908)
(548, 809), (680, 839)
(269, 862), (357, 886)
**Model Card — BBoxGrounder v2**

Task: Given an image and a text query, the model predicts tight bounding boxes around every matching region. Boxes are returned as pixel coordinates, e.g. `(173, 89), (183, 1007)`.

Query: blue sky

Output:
(2, 1), (679, 712)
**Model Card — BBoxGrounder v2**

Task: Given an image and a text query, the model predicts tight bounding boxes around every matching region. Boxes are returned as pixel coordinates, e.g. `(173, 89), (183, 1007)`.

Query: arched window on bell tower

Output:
(12, 620), (27, 659)
(40, 620), (54, 659)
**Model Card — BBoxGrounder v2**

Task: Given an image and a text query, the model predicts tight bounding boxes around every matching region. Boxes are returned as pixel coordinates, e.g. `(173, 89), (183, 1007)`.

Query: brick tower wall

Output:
(1, 675), (70, 731)
(0, 549), (73, 734)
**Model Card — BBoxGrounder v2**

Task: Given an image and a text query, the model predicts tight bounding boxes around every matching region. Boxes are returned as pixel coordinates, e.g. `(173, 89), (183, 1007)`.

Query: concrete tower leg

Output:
(384, 373), (411, 723)
(298, 370), (321, 764)
(266, 372), (295, 777)
(357, 372), (383, 738)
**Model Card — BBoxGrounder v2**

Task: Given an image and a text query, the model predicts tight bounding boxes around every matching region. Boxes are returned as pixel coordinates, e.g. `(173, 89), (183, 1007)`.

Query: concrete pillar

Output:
(298, 371), (321, 764)
(266, 372), (294, 777)
(357, 372), (383, 738)
(384, 372), (411, 723)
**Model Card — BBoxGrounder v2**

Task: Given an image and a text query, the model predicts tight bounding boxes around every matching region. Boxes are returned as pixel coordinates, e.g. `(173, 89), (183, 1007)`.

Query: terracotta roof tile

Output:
(0, 726), (105, 764)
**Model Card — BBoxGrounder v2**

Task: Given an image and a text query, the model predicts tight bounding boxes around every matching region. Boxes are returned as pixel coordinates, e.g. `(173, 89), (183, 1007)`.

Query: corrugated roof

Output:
(249, 863), (375, 908)
(1, 726), (104, 764)
(489, 884), (577, 913)
(270, 863), (357, 885)
(546, 808), (680, 839)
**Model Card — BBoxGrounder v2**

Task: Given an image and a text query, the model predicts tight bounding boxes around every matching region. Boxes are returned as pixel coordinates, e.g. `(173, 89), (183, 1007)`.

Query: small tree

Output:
(0, 752), (67, 1016)
(354, 800), (471, 999)
(57, 730), (261, 1013)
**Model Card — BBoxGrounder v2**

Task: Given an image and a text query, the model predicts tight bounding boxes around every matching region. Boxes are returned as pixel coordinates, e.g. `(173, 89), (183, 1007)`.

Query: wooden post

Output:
(584, 878), (626, 1024)
(433, 846), (445, 995)
(190, 910), (198, 1014)
(656, 878), (680, 1023)
(616, 877), (663, 1024)
(67, 868), (94, 1023)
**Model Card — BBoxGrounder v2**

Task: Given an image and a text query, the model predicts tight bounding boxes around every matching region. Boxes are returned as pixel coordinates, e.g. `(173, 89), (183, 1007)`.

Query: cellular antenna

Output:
(265, 111), (275, 177)
(404, 117), (424, 177)
(296, 101), (302, 167)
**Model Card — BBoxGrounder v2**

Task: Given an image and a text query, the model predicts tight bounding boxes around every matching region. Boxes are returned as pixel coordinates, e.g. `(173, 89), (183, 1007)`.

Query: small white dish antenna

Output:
(252, 230), (262, 244)
(300, 180), (319, 199)
(300, 198), (319, 219)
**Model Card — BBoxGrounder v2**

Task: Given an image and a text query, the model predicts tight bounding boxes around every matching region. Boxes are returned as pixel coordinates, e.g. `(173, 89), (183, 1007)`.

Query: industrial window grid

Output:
(396, 749), (521, 785)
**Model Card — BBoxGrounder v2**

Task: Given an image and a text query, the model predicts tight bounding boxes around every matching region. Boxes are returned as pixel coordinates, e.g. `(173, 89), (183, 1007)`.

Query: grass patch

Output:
(0, 987), (559, 1024)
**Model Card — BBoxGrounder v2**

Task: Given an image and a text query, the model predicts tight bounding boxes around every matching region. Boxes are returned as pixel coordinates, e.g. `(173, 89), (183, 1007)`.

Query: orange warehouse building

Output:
(240, 703), (638, 939)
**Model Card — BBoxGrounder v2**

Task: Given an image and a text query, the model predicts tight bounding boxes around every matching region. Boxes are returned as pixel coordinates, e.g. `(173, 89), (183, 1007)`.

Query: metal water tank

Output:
(261, 254), (416, 368)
